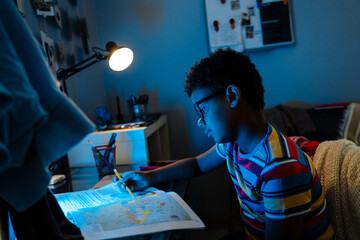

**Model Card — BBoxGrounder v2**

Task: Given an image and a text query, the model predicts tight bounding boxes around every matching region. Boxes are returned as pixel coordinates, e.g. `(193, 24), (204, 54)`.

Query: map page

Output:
(55, 183), (204, 239)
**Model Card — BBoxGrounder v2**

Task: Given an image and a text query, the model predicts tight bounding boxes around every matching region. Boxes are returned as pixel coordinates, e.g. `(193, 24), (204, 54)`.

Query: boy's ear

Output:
(226, 85), (240, 108)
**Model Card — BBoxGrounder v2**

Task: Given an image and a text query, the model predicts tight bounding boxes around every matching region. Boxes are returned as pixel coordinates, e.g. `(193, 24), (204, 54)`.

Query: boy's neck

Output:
(235, 110), (267, 154)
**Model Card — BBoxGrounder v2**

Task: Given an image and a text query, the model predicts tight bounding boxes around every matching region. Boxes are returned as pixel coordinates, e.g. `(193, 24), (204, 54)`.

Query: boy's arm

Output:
(265, 216), (303, 240)
(150, 145), (224, 185)
(117, 146), (225, 191)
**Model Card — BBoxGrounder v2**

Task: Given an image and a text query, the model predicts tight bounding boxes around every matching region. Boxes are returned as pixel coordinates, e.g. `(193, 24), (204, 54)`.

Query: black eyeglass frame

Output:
(194, 91), (223, 119)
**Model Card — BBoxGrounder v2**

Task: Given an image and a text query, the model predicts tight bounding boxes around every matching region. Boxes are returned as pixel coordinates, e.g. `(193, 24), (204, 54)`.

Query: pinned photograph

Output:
(246, 26), (254, 39)
(231, 0), (240, 10)
(247, 4), (255, 17)
(32, 0), (55, 16)
(241, 12), (251, 26)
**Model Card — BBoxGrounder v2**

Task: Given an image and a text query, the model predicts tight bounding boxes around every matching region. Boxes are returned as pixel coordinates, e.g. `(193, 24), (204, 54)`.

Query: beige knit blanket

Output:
(313, 139), (360, 240)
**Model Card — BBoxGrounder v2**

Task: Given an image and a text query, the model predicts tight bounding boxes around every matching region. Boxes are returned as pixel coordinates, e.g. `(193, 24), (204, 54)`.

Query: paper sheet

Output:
(55, 183), (204, 239)
(56, 182), (137, 217)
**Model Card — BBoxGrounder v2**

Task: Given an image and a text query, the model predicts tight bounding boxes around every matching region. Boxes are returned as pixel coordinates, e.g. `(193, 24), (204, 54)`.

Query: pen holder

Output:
(91, 144), (116, 180)
(129, 104), (148, 120)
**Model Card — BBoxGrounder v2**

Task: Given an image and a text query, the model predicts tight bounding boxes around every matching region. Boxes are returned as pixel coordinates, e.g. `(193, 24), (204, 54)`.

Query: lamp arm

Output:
(56, 52), (108, 81)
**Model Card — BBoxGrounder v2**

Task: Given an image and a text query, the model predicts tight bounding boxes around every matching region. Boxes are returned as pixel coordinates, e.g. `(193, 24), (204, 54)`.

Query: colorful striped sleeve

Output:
(258, 158), (313, 220)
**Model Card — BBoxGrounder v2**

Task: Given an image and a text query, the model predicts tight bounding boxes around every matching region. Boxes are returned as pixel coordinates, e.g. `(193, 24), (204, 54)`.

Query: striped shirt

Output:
(216, 122), (334, 239)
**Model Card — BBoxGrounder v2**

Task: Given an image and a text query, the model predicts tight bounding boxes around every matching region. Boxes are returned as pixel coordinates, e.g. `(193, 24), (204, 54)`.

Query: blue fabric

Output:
(0, 21), (48, 170)
(0, 0), (95, 211)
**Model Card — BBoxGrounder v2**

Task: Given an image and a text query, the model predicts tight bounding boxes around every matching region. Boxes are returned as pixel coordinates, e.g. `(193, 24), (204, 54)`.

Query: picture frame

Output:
(40, 30), (58, 74)
(32, 0), (55, 16)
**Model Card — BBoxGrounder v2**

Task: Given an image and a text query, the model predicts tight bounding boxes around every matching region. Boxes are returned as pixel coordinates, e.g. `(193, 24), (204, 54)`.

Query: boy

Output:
(116, 49), (334, 239)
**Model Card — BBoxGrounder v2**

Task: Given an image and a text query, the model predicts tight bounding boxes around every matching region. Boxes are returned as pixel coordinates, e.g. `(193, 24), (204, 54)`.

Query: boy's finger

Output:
(115, 181), (127, 192)
(119, 171), (136, 181)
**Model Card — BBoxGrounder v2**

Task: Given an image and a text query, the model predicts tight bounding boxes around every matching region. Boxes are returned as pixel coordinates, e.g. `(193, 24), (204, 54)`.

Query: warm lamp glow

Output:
(57, 41), (134, 94)
(108, 47), (134, 71)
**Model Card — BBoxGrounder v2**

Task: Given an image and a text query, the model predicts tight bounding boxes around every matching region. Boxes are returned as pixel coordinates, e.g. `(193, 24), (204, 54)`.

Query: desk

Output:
(67, 115), (170, 167)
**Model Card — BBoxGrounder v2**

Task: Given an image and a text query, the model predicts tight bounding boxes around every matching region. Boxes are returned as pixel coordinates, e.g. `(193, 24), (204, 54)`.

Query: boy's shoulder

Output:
(268, 123), (297, 156)
(215, 142), (234, 158)
(216, 123), (305, 163)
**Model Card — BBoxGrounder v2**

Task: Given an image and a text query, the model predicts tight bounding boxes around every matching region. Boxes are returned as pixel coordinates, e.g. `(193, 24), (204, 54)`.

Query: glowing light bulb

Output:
(108, 47), (134, 71)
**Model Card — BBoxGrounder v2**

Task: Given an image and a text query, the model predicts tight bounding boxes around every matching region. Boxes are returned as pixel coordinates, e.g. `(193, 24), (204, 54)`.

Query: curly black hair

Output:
(184, 48), (265, 110)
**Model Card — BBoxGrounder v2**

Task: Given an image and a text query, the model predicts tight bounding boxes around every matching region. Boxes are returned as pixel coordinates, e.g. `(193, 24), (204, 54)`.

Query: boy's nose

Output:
(197, 118), (206, 128)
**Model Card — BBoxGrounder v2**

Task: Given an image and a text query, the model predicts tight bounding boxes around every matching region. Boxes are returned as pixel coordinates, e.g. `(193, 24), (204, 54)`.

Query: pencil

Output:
(113, 169), (135, 199)
(88, 140), (135, 199)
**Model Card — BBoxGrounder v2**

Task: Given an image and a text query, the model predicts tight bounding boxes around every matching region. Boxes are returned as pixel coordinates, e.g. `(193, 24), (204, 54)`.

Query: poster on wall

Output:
(204, 0), (295, 53)
(204, 0), (245, 52)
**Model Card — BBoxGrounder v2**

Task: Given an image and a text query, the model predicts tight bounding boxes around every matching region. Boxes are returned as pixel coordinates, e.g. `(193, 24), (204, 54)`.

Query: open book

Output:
(55, 182), (204, 240)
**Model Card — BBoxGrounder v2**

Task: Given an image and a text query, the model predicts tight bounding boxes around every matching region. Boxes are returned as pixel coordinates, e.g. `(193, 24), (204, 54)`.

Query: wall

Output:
(21, 0), (106, 122)
(94, 0), (360, 159)
(251, 0), (360, 106)
(94, 0), (213, 159)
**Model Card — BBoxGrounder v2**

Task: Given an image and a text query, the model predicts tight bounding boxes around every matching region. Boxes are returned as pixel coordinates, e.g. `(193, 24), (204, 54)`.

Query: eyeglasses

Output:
(194, 91), (223, 120)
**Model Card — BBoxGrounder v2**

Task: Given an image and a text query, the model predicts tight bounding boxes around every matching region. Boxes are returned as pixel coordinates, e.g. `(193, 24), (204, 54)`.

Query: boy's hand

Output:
(113, 171), (152, 192)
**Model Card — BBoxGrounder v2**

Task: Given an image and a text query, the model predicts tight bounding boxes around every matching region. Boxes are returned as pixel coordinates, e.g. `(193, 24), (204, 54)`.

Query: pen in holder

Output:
(129, 104), (147, 120)
(127, 94), (149, 120)
(91, 144), (116, 180)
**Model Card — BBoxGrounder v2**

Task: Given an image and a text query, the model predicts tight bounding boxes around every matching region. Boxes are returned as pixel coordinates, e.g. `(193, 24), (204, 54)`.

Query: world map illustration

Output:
(73, 192), (193, 231)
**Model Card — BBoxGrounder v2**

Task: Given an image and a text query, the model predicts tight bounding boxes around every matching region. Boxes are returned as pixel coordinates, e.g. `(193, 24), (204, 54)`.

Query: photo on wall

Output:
(204, 0), (295, 52)
(32, 0), (55, 16)
(40, 30), (58, 74)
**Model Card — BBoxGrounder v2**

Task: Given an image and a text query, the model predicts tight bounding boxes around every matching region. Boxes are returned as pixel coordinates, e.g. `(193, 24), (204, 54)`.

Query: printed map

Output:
(73, 191), (193, 231)
(56, 183), (204, 239)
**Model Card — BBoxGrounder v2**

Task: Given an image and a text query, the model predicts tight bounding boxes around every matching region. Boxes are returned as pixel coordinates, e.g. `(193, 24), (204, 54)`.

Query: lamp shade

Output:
(106, 41), (134, 71)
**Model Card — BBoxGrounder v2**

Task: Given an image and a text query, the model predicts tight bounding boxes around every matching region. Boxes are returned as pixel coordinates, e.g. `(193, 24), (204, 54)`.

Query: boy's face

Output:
(191, 88), (232, 143)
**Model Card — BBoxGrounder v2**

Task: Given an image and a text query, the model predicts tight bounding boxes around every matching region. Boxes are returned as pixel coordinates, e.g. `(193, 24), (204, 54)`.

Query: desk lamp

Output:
(56, 41), (134, 94)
